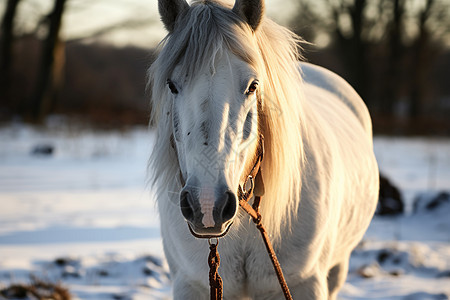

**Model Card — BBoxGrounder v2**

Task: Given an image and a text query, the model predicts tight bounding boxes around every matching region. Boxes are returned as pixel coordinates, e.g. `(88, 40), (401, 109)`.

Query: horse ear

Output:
(158, 0), (189, 32)
(232, 0), (265, 31)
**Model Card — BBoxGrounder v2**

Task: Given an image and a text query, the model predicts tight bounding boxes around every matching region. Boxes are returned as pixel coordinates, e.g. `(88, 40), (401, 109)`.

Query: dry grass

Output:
(0, 278), (71, 300)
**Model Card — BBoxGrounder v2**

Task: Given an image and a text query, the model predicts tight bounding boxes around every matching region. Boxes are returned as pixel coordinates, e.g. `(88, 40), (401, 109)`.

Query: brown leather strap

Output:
(208, 240), (223, 300)
(237, 135), (293, 300)
(202, 133), (291, 299)
(239, 196), (293, 300)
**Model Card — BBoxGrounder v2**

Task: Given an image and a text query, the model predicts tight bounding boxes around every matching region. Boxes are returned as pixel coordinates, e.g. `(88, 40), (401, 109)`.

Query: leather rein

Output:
(192, 134), (293, 300)
(170, 92), (292, 298)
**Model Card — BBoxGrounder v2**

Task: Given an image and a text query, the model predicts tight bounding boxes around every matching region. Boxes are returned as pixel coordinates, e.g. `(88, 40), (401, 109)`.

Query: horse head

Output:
(157, 0), (265, 237)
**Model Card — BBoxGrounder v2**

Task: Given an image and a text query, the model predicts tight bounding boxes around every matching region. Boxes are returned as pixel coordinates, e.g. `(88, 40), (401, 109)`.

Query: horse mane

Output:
(148, 0), (306, 239)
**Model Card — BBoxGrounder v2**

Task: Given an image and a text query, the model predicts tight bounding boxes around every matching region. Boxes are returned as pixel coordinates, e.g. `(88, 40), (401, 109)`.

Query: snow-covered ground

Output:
(0, 123), (449, 299)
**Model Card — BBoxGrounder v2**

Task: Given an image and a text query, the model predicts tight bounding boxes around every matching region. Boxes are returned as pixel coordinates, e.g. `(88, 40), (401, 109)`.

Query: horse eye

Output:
(166, 79), (179, 94)
(245, 80), (259, 95)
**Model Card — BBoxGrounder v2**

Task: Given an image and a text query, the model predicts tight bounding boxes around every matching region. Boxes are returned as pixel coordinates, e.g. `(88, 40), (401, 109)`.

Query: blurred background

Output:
(1, 0), (449, 134)
(0, 1), (449, 299)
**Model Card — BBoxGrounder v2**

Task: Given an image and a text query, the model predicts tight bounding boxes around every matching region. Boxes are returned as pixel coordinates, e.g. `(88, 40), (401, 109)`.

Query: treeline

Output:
(290, 0), (450, 135)
(303, 43), (450, 135)
(1, 34), (153, 127)
(1, 33), (449, 133)
(1, 0), (450, 134)
(0, 0), (154, 128)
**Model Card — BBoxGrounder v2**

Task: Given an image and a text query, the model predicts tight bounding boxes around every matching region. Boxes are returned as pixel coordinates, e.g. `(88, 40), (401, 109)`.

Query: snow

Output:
(373, 137), (450, 213)
(0, 124), (449, 299)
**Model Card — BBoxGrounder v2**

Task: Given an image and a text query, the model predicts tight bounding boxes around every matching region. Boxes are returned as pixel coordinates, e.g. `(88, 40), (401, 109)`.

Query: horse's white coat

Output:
(148, 0), (379, 299)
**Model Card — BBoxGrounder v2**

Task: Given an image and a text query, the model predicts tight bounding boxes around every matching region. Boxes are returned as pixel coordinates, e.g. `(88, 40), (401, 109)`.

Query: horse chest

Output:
(219, 229), (286, 294)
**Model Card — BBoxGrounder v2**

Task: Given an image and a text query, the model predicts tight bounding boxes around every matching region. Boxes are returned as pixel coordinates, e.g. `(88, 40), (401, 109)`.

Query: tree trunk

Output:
(382, 0), (405, 115)
(349, 0), (368, 101)
(333, 0), (369, 104)
(0, 0), (21, 106)
(31, 0), (67, 122)
(409, 0), (434, 119)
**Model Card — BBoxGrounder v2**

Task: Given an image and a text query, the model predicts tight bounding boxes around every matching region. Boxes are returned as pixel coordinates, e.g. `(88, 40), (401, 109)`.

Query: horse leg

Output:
(172, 276), (209, 300)
(283, 274), (329, 300)
(327, 259), (350, 300)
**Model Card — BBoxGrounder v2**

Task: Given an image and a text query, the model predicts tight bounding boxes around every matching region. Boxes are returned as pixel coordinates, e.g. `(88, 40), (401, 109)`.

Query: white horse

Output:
(148, 0), (379, 298)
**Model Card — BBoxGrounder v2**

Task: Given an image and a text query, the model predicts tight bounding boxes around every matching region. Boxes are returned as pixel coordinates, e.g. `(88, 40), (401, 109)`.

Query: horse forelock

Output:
(148, 0), (307, 240)
(152, 1), (258, 91)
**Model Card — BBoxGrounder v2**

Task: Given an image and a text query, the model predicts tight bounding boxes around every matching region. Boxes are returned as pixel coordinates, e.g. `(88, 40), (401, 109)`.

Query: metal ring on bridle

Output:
(245, 175), (254, 194)
(208, 238), (219, 246)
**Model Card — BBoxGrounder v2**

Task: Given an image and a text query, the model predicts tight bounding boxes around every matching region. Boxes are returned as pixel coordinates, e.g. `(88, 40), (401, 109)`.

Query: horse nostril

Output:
(220, 191), (237, 223)
(180, 189), (194, 222)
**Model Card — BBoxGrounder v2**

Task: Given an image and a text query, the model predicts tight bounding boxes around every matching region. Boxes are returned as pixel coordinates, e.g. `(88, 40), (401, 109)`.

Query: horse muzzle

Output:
(180, 178), (237, 238)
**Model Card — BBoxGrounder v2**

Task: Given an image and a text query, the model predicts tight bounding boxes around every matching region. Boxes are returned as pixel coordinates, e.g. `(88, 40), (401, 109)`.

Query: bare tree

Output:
(407, 0), (445, 118)
(333, 0), (369, 100)
(31, 0), (67, 122)
(0, 0), (21, 104)
(291, 0), (375, 102)
(290, 0), (450, 119)
(381, 0), (407, 115)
